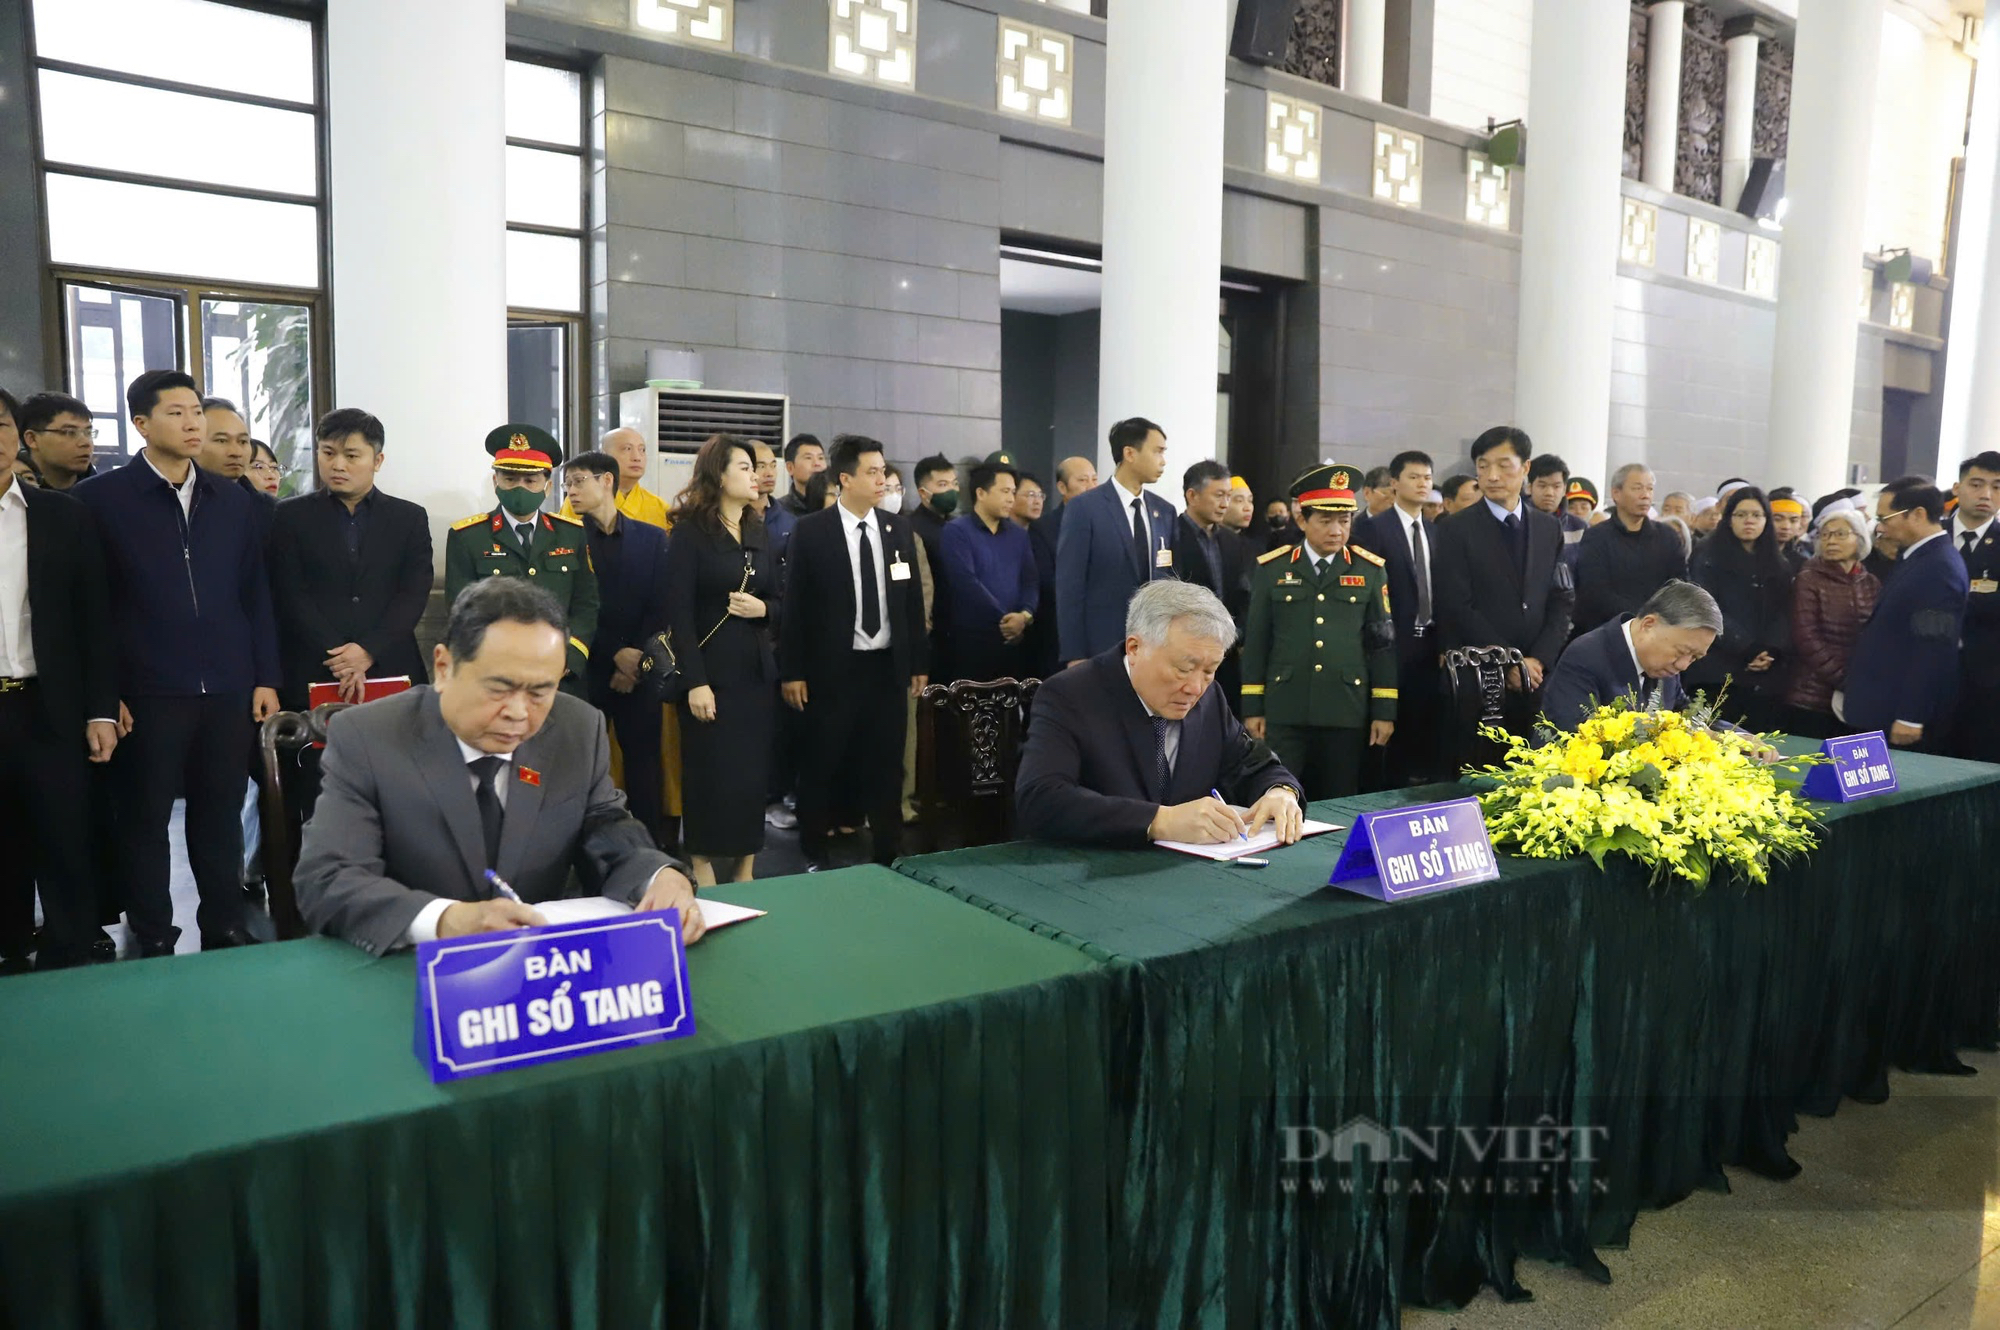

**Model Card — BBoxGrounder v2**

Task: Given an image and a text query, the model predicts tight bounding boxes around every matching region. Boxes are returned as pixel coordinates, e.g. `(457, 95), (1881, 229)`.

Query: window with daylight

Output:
(505, 58), (587, 453)
(31, 0), (327, 488)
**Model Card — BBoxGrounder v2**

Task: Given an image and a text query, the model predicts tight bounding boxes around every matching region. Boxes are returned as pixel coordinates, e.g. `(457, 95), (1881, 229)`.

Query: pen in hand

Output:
(1212, 788), (1249, 842)
(484, 868), (525, 904)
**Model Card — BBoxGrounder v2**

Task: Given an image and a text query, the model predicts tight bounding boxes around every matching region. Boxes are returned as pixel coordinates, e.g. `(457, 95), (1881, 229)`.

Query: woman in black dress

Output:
(664, 435), (780, 885)
(1685, 485), (1796, 733)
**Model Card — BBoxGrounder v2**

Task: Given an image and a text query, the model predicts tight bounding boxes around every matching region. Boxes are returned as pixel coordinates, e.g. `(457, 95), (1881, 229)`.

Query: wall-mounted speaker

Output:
(1737, 156), (1787, 224)
(1231, 0), (1305, 66)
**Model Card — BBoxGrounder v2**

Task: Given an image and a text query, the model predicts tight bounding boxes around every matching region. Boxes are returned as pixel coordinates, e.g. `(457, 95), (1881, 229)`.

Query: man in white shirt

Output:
(1054, 416), (1180, 664)
(1354, 450), (1442, 786)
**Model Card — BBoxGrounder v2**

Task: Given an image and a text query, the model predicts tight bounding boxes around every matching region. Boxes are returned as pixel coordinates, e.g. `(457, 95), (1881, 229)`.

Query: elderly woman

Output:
(1783, 505), (1880, 738)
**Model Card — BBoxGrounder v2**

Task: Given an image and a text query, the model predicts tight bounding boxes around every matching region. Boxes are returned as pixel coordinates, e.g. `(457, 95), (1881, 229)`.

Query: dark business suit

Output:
(294, 688), (680, 956)
(267, 489), (433, 709)
(580, 513), (670, 847)
(1844, 532), (1968, 750)
(1015, 649), (1297, 846)
(1172, 513), (1249, 710)
(1540, 616), (1688, 732)
(1950, 518), (2000, 761)
(1433, 498), (1574, 735)
(1354, 505), (1442, 785)
(1055, 480), (1180, 663)
(780, 503), (928, 866)
(1021, 518), (1060, 680)
(0, 486), (117, 966)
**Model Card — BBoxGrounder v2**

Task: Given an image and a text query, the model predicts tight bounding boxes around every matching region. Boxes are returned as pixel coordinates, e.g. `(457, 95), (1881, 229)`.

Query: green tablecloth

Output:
(0, 867), (1108, 1330)
(895, 749), (2000, 1328)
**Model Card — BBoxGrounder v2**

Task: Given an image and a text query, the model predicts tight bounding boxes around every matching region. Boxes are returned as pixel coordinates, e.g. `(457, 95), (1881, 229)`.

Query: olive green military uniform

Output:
(444, 508), (598, 696)
(1241, 469), (1397, 799)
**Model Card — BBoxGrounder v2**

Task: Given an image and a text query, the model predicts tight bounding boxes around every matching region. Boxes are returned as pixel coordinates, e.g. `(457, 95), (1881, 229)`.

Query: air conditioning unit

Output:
(617, 386), (789, 510)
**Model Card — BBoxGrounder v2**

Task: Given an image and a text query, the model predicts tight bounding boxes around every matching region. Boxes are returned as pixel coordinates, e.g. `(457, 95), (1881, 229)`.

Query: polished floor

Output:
(1403, 1049), (2000, 1329)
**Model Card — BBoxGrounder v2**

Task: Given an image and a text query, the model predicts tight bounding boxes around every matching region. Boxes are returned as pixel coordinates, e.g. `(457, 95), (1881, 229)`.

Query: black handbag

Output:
(636, 631), (680, 703)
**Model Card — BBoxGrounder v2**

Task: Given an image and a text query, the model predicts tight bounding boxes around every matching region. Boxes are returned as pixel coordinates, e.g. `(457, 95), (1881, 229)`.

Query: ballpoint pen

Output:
(484, 868), (525, 904)
(1212, 788), (1249, 842)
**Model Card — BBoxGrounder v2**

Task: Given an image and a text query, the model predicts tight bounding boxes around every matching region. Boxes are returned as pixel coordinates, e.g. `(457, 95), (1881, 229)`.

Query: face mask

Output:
(497, 485), (545, 518)
(881, 490), (903, 511)
(928, 489), (959, 517)
(1268, 514), (1289, 530)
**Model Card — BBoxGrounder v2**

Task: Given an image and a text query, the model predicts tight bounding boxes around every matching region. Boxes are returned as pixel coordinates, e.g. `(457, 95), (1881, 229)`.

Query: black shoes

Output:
(199, 926), (263, 951)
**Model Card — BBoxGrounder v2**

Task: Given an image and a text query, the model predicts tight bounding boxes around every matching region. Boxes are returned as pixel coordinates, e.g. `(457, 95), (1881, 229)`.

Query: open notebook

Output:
(532, 895), (767, 930)
(1153, 818), (1343, 862)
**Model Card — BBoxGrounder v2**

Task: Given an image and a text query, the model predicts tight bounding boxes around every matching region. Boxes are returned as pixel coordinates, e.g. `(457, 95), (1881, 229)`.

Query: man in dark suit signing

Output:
(295, 577), (703, 955)
(1541, 580), (1721, 731)
(780, 433), (929, 870)
(0, 388), (119, 971)
(1016, 580), (1302, 847)
(267, 408), (434, 709)
(1432, 425), (1574, 735)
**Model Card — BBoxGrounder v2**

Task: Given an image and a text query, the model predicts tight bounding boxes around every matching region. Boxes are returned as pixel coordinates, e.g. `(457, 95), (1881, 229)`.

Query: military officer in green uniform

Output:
(1240, 463), (1396, 799)
(444, 424), (598, 697)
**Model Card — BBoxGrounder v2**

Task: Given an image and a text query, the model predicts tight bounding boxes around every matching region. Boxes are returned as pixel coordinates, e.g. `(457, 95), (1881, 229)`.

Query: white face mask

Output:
(880, 489), (904, 511)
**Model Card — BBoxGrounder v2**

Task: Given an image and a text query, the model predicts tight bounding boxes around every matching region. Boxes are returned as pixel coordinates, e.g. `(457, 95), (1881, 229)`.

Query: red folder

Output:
(306, 676), (412, 745)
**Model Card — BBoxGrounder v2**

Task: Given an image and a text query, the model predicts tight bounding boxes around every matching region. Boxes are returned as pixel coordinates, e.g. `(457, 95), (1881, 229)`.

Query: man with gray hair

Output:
(1571, 462), (1688, 637)
(1015, 580), (1302, 846)
(1541, 579), (1722, 730)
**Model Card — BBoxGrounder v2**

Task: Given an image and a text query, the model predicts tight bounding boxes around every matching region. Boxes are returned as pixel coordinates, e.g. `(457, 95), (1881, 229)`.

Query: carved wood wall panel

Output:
(1281, 0), (1341, 89)
(1625, 3), (1648, 180)
(1754, 38), (1792, 161)
(1676, 4), (1724, 204)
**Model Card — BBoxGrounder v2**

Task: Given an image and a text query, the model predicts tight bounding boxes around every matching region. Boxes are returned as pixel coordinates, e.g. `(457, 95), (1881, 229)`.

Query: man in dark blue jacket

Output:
(1844, 477), (1969, 752)
(76, 370), (280, 957)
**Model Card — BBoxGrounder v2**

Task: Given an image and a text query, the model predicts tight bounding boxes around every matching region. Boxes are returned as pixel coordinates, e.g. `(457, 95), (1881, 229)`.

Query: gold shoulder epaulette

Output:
(451, 512), (489, 531)
(551, 511), (584, 526)
(1352, 545), (1386, 568)
(1257, 544), (1293, 565)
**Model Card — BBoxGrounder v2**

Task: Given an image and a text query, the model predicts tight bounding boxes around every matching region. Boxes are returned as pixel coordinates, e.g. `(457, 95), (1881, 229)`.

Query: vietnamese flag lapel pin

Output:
(518, 766), (542, 787)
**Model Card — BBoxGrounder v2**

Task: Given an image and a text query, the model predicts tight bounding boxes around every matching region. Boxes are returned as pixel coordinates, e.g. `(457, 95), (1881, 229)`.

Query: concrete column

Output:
(327, 0), (507, 559)
(1766, 0), (1885, 500)
(1719, 17), (1767, 211)
(1098, 0), (1230, 472)
(1937, 0), (2000, 480)
(1642, 1), (1684, 193)
(1347, 0), (1387, 101)
(1514, 0), (1629, 485)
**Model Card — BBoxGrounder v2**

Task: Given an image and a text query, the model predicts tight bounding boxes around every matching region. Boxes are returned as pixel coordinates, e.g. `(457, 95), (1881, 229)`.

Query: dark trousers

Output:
(597, 688), (664, 847)
(1267, 722), (1365, 801)
(1954, 678), (2000, 763)
(797, 651), (907, 866)
(1377, 650), (1442, 788)
(117, 693), (253, 946)
(0, 687), (97, 965)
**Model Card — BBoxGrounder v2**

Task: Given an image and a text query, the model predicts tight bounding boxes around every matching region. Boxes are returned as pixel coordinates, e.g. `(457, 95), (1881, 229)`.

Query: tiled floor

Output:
(1403, 1051), (2000, 1329)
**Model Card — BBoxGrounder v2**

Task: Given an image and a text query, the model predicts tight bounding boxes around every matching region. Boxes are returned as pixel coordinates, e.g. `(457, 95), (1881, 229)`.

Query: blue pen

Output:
(484, 868), (525, 904)
(1211, 788), (1249, 842)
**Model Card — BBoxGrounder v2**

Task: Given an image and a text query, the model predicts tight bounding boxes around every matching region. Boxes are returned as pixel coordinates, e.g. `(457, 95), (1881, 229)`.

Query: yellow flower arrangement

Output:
(1469, 699), (1822, 891)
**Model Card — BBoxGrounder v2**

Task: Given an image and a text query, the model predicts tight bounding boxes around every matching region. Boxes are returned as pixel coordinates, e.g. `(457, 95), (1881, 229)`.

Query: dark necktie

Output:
(516, 521), (536, 553)
(1962, 530), (1980, 562)
(1411, 518), (1432, 624)
(1131, 497), (1150, 577)
(1152, 716), (1173, 802)
(1504, 511), (1525, 571)
(858, 522), (882, 638)
(469, 756), (505, 871)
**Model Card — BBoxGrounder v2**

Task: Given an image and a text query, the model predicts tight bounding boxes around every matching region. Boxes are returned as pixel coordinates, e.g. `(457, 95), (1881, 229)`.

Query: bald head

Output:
(601, 428), (649, 487)
(1055, 455), (1098, 500)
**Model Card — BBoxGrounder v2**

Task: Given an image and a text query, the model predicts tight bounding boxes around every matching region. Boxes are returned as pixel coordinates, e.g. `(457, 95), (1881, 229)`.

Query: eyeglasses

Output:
(1875, 507), (1908, 524)
(248, 459), (281, 475)
(38, 426), (98, 441)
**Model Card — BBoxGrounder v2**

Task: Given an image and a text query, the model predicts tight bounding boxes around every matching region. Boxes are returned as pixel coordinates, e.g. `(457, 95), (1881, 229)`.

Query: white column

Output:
(1098, 0), (1230, 472)
(1766, 0), (1884, 500)
(1937, 0), (2000, 480)
(1641, 1), (1684, 192)
(1514, 0), (1629, 486)
(327, 0), (507, 561)
(1719, 20), (1763, 211)
(1346, 0), (1386, 102)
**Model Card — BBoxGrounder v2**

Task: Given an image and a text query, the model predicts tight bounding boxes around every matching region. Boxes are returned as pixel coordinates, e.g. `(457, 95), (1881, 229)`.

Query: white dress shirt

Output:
(1621, 619), (1662, 709)
(1953, 512), (1995, 549)
(140, 451), (197, 519)
(0, 481), (31, 677)
(403, 740), (517, 946)
(1400, 507), (1432, 624)
(839, 502), (893, 650)
(1113, 475), (1153, 550)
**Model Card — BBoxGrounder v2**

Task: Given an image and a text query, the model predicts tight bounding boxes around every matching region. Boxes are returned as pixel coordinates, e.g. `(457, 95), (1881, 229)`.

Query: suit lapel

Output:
(496, 732), (547, 882)
(1105, 658), (1163, 794)
(414, 691), (489, 893)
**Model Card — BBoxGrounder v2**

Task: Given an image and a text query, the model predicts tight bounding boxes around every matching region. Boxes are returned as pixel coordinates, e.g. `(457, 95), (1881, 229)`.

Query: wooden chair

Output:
(914, 677), (1041, 851)
(1442, 646), (1525, 773)
(256, 701), (353, 939)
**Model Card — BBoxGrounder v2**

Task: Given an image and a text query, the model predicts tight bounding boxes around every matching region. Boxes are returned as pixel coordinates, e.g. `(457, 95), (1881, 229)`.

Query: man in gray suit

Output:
(296, 577), (705, 956)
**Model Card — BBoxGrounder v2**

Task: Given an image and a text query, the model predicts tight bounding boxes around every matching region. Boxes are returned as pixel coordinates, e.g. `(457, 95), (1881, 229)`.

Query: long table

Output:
(0, 867), (1111, 1330)
(893, 749), (2000, 1328)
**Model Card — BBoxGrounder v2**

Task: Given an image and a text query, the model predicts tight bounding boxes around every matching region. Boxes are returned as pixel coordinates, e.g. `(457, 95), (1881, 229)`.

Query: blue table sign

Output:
(1328, 796), (1501, 901)
(414, 909), (693, 1083)
(1800, 731), (1898, 803)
